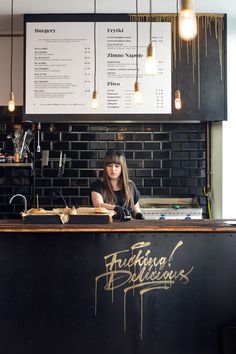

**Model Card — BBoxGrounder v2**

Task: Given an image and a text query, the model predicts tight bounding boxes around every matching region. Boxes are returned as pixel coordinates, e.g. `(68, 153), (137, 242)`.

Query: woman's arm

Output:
(132, 201), (145, 219)
(91, 191), (116, 211)
(132, 201), (142, 216)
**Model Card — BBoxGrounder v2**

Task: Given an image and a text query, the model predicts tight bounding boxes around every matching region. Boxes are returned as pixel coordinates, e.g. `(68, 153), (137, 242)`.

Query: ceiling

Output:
(0, 0), (230, 33)
(0, 0), (176, 33)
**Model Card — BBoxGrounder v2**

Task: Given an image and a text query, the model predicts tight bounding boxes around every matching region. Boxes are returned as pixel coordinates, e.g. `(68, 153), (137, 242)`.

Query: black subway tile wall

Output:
(0, 113), (207, 218)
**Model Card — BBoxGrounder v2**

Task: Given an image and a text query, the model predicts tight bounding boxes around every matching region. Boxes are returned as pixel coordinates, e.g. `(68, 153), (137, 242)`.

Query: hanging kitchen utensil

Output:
(61, 153), (66, 176)
(36, 194), (39, 209)
(41, 150), (49, 167)
(37, 122), (41, 153)
(19, 130), (28, 159)
(41, 150), (49, 177)
(58, 151), (63, 178)
(24, 129), (34, 153)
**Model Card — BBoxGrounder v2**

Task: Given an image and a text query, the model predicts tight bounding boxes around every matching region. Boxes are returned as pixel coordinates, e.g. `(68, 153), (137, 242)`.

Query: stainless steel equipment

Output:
(9, 194), (28, 212)
(140, 197), (202, 220)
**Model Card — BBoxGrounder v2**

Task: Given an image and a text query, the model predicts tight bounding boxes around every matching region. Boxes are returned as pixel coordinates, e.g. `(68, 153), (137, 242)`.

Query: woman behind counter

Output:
(90, 150), (144, 221)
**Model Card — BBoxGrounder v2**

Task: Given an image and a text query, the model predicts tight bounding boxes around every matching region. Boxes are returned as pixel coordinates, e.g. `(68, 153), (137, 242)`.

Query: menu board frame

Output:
(24, 13), (227, 122)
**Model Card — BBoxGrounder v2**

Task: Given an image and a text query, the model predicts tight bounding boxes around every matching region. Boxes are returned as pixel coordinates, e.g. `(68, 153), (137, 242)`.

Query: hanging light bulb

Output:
(8, 0), (15, 112)
(134, 0), (142, 105)
(91, 0), (98, 109)
(134, 81), (142, 105)
(145, 0), (156, 75)
(175, 89), (182, 110)
(91, 90), (98, 109)
(179, 0), (197, 41)
(8, 92), (15, 112)
(174, 1), (182, 111)
(145, 43), (156, 75)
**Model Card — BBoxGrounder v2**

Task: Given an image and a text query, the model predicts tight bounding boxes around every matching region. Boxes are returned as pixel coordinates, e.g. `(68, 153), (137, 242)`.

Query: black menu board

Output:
(24, 14), (227, 122)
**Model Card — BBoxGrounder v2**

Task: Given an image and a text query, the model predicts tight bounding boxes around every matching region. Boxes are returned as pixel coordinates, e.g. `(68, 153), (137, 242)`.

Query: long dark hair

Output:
(102, 150), (132, 207)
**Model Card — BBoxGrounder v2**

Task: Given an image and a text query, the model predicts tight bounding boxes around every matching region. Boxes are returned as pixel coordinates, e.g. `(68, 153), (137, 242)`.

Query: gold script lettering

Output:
(95, 240), (193, 339)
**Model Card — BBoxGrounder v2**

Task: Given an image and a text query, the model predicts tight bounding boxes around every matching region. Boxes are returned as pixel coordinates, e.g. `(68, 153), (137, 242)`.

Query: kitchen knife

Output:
(61, 153), (66, 176)
(58, 151), (63, 178)
(19, 131), (28, 159)
(37, 123), (41, 153)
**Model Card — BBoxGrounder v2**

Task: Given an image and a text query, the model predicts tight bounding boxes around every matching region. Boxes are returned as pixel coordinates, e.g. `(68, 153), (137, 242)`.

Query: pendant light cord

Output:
(149, 0), (152, 44)
(176, 0), (179, 89)
(136, 0), (139, 82)
(93, 0), (97, 91)
(10, 0), (14, 93)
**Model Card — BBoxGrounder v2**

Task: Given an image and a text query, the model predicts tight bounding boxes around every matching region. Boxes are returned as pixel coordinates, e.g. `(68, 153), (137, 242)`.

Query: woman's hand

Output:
(135, 212), (145, 220)
(114, 206), (131, 221)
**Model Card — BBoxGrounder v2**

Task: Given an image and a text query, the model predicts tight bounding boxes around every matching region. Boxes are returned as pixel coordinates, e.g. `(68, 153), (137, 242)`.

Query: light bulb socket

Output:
(175, 89), (181, 100)
(181, 0), (193, 11)
(174, 89), (182, 110)
(91, 90), (98, 109)
(92, 90), (98, 100)
(134, 82), (142, 105)
(147, 43), (155, 58)
(134, 81), (141, 93)
(9, 92), (15, 101)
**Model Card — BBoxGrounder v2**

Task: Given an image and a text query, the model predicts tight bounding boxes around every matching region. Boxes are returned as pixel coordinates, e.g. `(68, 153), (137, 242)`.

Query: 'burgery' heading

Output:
(35, 28), (56, 33)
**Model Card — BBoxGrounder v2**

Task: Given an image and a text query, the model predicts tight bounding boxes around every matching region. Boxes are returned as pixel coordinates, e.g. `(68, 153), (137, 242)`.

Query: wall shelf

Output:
(0, 162), (33, 169)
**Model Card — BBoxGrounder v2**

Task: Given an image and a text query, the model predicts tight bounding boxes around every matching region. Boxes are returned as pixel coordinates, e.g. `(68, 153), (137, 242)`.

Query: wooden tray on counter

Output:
(23, 214), (62, 224)
(23, 214), (111, 224)
(22, 207), (113, 224)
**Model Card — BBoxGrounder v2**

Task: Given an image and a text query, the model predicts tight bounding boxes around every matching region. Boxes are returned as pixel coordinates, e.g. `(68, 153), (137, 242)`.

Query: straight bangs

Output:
(104, 152), (123, 166)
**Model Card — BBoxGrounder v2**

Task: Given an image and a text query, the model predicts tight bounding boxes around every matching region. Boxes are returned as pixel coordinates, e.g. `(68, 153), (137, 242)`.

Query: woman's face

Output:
(106, 163), (122, 180)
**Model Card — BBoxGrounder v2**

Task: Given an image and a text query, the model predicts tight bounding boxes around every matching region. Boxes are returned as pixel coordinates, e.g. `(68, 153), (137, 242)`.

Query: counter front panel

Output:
(0, 228), (235, 354)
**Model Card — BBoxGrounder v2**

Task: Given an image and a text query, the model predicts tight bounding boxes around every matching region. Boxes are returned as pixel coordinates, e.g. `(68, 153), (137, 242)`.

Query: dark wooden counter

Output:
(0, 219), (235, 354)
(0, 218), (236, 232)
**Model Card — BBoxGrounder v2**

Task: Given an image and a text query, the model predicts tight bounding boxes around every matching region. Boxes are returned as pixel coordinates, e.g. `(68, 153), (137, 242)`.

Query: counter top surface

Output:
(0, 219), (236, 233)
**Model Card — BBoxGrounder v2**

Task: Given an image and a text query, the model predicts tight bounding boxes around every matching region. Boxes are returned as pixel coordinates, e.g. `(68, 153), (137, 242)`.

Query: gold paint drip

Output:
(131, 249), (134, 295)
(205, 16), (208, 57)
(215, 17), (218, 39)
(124, 290), (127, 332)
(192, 40), (196, 84)
(112, 263), (116, 303)
(186, 41), (190, 65)
(106, 264), (108, 284)
(129, 13), (225, 109)
(140, 293), (143, 340)
(218, 17), (223, 80)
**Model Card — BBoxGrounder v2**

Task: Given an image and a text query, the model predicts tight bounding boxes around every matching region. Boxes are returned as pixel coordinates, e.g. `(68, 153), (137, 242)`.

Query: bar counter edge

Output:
(0, 219), (236, 232)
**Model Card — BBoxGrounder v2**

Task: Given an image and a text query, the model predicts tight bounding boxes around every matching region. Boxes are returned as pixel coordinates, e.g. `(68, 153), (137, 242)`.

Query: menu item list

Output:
(25, 22), (171, 114)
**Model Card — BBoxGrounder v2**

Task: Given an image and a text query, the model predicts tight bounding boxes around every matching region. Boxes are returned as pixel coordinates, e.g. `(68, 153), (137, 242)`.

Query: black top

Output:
(90, 179), (140, 212)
